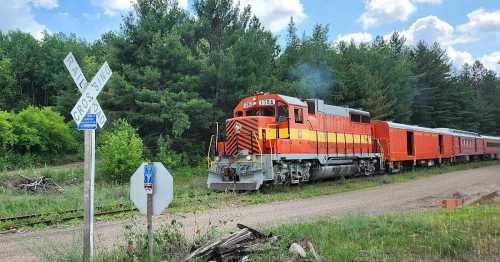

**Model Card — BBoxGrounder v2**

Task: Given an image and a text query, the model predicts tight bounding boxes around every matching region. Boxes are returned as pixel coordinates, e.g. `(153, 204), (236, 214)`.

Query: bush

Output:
(0, 107), (77, 170)
(0, 111), (17, 149)
(15, 106), (77, 154)
(0, 153), (40, 171)
(98, 119), (144, 182)
(157, 135), (185, 169)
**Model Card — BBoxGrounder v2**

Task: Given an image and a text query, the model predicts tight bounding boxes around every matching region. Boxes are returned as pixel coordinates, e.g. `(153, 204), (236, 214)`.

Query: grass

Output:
(40, 202), (500, 261)
(39, 220), (200, 262)
(255, 203), (500, 261)
(1, 160), (499, 231)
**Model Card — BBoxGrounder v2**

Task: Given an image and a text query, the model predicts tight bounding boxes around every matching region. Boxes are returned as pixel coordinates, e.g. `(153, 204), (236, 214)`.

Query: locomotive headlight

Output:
(246, 155), (252, 161)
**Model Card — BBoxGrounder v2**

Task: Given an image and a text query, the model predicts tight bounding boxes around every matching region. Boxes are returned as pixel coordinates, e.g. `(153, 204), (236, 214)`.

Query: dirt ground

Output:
(1, 165), (499, 261)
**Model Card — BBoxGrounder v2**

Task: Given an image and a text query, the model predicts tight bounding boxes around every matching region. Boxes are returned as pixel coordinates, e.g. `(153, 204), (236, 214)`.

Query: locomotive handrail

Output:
(253, 132), (264, 171)
(207, 134), (214, 168)
(269, 139), (274, 178)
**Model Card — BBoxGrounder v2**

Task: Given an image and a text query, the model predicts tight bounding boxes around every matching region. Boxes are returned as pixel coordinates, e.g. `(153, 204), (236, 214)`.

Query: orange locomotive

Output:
(208, 93), (500, 191)
(208, 93), (381, 191)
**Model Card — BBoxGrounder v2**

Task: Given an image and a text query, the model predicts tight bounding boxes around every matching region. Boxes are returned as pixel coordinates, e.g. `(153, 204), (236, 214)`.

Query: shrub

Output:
(0, 111), (17, 150)
(157, 135), (185, 169)
(15, 106), (77, 155)
(98, 119), (144, 182)
(0, 153), (40, 171)
(0, 107), (77, 170)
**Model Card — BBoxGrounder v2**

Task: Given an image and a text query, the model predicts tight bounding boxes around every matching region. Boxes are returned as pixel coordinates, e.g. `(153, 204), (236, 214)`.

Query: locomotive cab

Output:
(208, 93), (291, 191)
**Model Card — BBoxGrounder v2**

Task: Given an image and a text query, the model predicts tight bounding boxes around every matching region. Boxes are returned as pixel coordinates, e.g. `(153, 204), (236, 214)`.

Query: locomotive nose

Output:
(225, 118), (260, 156)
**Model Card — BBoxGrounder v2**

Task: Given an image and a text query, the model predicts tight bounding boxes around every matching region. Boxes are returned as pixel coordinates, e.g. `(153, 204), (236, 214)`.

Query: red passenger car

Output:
(483, 136), (500, 158)
(372, 121), (453, 170)
(435, 128), (484, 161)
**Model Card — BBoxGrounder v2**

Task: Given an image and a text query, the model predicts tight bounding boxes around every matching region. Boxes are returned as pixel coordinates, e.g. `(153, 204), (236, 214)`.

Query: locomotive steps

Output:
(1, 163), (500, 261)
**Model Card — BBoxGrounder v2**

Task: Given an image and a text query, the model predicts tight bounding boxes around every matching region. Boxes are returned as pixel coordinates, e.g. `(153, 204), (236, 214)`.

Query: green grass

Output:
(39, 220), (198, 262)
(40, 202), (500, 262)
(1, 160), (499, 231)
(255, 203), (500, 261)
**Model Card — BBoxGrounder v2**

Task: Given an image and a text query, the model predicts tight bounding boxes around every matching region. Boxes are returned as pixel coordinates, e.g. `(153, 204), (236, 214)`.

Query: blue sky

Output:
(1, 0), (499, 72)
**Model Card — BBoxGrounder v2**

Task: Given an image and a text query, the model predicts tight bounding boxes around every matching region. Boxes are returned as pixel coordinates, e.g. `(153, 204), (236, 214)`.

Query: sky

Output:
(1, 0), (499, 72)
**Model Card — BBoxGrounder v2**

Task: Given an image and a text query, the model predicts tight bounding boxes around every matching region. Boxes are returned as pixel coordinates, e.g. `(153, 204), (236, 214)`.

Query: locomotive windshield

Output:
(245, 107), (274, 117)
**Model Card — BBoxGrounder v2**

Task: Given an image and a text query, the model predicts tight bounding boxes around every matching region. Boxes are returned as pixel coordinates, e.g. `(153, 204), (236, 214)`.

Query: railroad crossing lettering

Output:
(64, 52), (111, 127)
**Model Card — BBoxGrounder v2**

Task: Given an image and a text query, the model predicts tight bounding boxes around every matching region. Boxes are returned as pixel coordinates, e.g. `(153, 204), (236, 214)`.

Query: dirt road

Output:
(1, 165), (499, 261)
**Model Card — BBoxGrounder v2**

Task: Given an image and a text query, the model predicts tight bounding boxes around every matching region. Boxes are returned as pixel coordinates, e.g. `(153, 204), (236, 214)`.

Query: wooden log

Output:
(184, 224), (273, 261)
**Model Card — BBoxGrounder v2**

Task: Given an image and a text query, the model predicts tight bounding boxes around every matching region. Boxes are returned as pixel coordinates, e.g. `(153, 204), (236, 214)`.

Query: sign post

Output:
(144, 163), (154, 257)
(130, 162), (173, 259)
(83, 129), (95, 258)
(63, 52), (111, 260)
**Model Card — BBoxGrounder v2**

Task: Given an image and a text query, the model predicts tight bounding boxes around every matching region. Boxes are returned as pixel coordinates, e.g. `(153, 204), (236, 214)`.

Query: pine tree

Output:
(411, 41), (451, 127)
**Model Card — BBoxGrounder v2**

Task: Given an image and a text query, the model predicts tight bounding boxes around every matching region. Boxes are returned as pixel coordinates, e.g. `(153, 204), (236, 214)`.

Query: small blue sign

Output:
(78, 114), (97, 130)
(144, 163), (154, 185)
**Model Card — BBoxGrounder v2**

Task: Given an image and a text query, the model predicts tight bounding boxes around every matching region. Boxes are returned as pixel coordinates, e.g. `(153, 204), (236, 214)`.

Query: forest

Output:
(0, 0), (499, 168)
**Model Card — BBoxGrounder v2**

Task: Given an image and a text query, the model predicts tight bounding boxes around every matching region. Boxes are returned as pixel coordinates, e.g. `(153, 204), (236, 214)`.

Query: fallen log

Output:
(184, 224), (276, 262)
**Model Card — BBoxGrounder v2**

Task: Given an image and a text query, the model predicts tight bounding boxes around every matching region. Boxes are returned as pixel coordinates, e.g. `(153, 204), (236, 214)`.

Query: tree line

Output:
(0, 0), (499, 166)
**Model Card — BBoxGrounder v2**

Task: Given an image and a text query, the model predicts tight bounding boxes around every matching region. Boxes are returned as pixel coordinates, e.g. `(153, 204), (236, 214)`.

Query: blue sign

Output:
(144, 163), (154, 185)
(78, 113), (97, 130)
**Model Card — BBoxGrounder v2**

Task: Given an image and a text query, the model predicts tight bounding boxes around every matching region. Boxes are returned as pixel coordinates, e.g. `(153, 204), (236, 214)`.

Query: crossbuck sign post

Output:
(64, 52), (112, 259)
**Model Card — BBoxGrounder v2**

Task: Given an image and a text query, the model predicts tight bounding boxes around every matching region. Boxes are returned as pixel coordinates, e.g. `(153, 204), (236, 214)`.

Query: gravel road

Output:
(1, 165), (499, 261)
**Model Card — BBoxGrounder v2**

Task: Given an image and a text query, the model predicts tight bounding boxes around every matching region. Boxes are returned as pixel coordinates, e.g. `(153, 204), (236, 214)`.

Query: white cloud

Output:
(91, 0), (134, 16)
(401, 16), (476, 46)
(237, 0), (306, 33)
(92, 0), (303, 32)
(178, 0), (188, 9)
(0, 0), (50, 39)
(358, 0), (416, 29)
(458, 9), (500, 34)
(412, 0), (443, 5)
(93, 0), (188, 16)
(31, 0), (59, 9)
(447, 47), (474, 67)
(400, 16), (454, 45)
(397, 16), (477, 69)
(396, 14), (500, 72)
(480, 51), (500, 73)
(336, 32), (373, 44)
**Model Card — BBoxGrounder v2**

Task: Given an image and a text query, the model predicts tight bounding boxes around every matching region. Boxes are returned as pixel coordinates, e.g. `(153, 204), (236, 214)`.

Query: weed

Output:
(255, 203), (500, 261)
(1, 160), (499, 230)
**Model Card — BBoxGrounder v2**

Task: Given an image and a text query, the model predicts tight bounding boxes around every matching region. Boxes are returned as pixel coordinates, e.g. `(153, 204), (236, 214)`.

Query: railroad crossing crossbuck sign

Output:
(63, 52), (112, 259)
(64, 52), (111, 127)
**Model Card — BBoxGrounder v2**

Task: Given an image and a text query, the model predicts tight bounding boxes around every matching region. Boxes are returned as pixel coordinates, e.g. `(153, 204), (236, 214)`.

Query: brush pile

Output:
(15, 175), (64, 193)
(184, 224), (277, 261)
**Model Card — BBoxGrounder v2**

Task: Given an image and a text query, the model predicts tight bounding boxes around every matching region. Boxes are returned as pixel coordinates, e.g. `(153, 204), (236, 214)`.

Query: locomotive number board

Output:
(243, 99), (276, 108)
(259, 99), (275, 106)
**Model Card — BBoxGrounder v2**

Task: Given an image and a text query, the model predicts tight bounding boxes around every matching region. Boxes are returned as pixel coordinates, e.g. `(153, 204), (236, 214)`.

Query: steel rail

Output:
(0, 204), (136, 228)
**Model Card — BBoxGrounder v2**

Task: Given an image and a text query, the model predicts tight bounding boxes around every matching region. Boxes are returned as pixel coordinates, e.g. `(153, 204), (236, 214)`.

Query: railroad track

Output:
(0, 192), (214, 231)
(0, 204), (137, 230)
